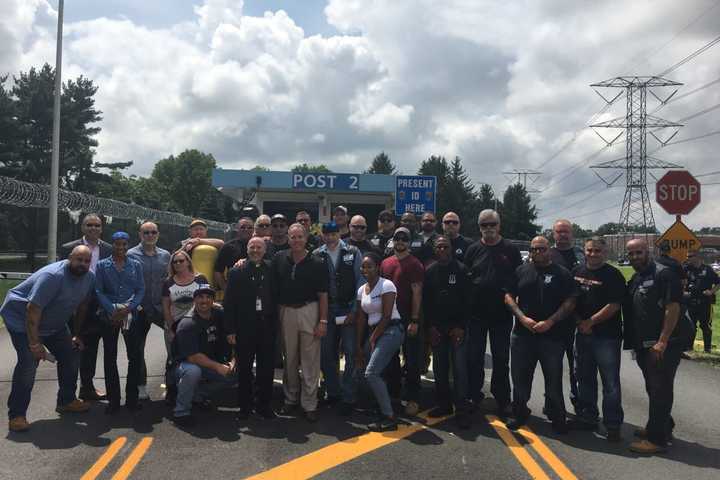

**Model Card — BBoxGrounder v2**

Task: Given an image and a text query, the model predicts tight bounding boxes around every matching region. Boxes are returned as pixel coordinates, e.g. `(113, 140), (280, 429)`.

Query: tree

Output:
(418, 155), (450, 213)
(477, 183), (501, 212)
(445, 157), (481, 237)
(572, 223), (593, 239)
(364, 151), (397, 174)
(291, 163), (332, 173)
(502, 183), (540, 240)
(248, 165), (270, 172)
(594, 222), (658, 236)
(151, 149), (217, 217)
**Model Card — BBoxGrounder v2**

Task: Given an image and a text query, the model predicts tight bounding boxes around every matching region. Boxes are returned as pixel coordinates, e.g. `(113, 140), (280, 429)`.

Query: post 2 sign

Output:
(656, 170), (701, 215)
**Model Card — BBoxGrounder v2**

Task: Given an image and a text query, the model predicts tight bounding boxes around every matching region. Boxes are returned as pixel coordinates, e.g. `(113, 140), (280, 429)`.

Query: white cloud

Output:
(2, 0), (720, 230)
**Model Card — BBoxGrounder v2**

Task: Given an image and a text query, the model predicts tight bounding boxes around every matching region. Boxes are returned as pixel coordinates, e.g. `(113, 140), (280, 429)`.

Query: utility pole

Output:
(502, 169), (541, 193)
(590, 76), (683, 232)
(47, 0), (64, 263)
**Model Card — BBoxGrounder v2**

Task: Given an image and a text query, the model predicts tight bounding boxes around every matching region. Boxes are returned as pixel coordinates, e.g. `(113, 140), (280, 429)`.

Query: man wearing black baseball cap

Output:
(333, 206), (350, 239)
(370, 210), (396, 258)
(171, 285), (235, 427)
(267, 214), (290, 258)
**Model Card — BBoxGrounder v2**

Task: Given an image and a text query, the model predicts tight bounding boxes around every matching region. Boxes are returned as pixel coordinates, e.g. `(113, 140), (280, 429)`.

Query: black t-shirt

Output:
(173, 307), (229, 363)
(265, 239), (290, 259)
(423, 260), (470, 330)
(508, 262), (577, 339)
(626, 261), (684, 349)
(464, 238), (523, 316)
(550, 246), (584, 271)
(684, 264), (719, 305)
(449, 235), (472, 264)
(272, 250), (329, 305)
(369, 232), (394, 258)
(347, 238), (381, 257)
(214, 238), (248, 274)
(573, 263), (626, 338)
(411, 233), (435, 264)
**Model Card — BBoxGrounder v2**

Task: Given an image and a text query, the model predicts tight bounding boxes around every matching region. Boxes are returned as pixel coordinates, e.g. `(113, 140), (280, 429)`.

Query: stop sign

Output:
(656, 170), (701, 215)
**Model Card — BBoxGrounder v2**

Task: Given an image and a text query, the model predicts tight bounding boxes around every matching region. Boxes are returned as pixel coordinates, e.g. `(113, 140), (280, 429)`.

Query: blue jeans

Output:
(432, 329), (469, 411)
(364, 323), (404, 417)
(468, 317), (512, 407)
(321, 306), (357, 403)
(511, 333), (566, 422)
(173, 361), (235, 417)
(575, 333), (624, 428)
(7, 327), (79, 419)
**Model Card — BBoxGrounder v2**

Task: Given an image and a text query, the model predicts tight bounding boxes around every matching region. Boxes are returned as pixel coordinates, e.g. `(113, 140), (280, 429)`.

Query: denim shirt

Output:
(314, 240), (364, 316)
(95, 256), (145, 315)
(127, 244), (170, 314)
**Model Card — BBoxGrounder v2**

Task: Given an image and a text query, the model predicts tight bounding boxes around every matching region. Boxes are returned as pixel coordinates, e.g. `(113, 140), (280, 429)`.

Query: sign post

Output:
(395, 175), (437, 214)
(655, 170), (702, 261)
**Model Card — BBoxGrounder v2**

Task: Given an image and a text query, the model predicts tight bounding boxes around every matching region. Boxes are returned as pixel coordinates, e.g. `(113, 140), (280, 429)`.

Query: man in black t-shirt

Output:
(214, 217), (253, 293)
(571, 237), (626, 441)
(347, 215), (381, 256)
(683, 250), (718, 353)
(505, 236), (577, 433)
(441, 212), (472, 263)
(171, 286), (235, 427)
(549, 218), (585, 414)
(370, 210), (396, 257)
(464, 209), (522, 415)
(625, 238), (683, 454)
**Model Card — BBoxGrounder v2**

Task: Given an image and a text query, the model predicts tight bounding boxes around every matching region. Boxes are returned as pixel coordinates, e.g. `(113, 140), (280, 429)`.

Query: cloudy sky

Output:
(2, 0), (719, 230)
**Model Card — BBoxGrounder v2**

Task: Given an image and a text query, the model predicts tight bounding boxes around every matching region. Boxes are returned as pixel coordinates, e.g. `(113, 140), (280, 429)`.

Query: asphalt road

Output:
(1, 325), (719, 480)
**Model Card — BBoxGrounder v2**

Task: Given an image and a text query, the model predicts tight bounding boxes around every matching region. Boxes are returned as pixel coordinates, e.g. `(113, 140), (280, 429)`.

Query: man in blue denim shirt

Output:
(313, 222), (364, 415)
(95, 231), (145, 413)
(128, 221), (171, 400)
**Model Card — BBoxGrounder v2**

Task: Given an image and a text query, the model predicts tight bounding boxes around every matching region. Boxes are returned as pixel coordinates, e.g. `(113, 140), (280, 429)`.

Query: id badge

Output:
(256, 297), (262, 311)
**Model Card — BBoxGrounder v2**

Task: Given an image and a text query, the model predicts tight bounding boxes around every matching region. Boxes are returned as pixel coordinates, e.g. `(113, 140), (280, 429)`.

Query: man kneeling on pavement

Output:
(171, 284), (236, 426)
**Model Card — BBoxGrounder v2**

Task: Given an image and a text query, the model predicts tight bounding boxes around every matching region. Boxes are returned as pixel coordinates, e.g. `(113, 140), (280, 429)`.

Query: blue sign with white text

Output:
(395, 175), (437, 214)
(291, 173), (360, 191)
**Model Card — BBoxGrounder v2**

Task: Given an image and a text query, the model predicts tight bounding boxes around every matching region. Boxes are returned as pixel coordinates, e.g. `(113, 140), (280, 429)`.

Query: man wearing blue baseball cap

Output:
(95, 231), (145, 413)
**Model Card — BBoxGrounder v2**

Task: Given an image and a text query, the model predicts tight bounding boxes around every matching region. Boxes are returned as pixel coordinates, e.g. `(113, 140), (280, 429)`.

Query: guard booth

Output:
(212, 169), (397, 232)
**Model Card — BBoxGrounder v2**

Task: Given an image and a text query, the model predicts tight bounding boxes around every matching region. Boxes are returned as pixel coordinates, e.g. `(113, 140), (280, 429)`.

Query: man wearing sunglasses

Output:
(61, 213), (112, 402)
(442, 212), (472, 263)
(347, 215), (380, 256)
(215, 217), (254, 293)
(380, 227), (424, 415)
(128, 222), (171, 401)
(505, 236), (577, 433)
(464, 209), (522, 417)
(370, 210), (397, 258)
(266, 214), (290, 258)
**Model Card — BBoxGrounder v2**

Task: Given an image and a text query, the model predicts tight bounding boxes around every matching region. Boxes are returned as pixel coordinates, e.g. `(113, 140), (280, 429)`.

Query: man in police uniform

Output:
(224, 237), (277, 420)
(442, 211), (472, 263)
(273, 224), (329, 422)
(370, 210), (396, 257)
(625, 238), (684, 454)
(313, 222), (364, 415)
(683, 249), (718, 353)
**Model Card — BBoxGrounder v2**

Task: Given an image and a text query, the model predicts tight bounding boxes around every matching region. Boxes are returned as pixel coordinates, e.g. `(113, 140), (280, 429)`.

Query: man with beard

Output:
(2, 246), (95, 432)
(370, 210), (396, 258)
(347, 215), (381, 256)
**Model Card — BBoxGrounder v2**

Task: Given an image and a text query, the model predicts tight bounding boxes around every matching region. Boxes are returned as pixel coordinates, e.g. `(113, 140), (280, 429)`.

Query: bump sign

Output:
(655, 219), (702, 263)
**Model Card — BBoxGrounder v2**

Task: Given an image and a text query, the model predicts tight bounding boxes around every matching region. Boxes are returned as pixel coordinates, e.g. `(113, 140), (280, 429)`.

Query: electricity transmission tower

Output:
(590, 76), (683, 231)
(502, 169), (542, 193)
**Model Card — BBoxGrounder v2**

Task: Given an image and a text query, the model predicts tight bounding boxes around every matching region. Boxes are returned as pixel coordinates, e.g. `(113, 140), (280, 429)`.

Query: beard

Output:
(69, 265), (88, 276)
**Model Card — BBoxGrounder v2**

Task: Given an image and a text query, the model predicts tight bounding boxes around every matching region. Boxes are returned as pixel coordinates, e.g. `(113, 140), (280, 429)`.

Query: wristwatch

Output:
(319, 319), (328, 324)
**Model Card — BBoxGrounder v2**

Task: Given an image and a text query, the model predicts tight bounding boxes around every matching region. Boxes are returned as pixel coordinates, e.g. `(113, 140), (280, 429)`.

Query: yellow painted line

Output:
(516, 426), (578, 480)
(80, 436), (128, 480)
(245, 411), (449, 480)
(110, 437), (154, 480)
(485, 415), (551, 480)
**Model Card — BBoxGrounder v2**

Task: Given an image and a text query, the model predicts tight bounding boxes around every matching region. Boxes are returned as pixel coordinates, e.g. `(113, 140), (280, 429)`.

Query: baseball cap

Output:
(193, 284), (216, 298)
(189, 219), (207, 228)
(378, 209), (394, 221)
(271, 213), (287, 223)
(334, 205), (348, 214)
(111, 231), (130, 242)
(393, 227), (411, 239)
(322, 222), (340, 233)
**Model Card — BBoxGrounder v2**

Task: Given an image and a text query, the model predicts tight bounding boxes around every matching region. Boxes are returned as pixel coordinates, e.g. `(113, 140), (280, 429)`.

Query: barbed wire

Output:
(0, 175), (231, 231)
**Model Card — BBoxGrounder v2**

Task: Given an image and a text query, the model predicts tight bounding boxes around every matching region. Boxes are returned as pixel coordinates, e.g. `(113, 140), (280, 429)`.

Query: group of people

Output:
(3, 205), (716, 456)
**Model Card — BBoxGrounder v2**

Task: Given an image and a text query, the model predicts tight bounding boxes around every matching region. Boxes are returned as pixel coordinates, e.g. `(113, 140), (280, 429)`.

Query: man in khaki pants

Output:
(272, 223), (329, 422)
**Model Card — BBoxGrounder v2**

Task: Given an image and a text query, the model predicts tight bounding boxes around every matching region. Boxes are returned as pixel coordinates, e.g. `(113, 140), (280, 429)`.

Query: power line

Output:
(695, 170), (720, 177)
(535, 179), (603, 202)
(658, 33), (720, 76)
(537, 185), (612, 219)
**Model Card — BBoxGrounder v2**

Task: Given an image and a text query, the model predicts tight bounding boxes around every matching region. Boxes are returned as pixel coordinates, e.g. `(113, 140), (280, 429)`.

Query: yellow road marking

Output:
(245, 411), (449, 480)
(486, 415), (551, 480)
(110, 437), (154, 480)
(80, 436), (127, 480)
(516, 426), (578, 480)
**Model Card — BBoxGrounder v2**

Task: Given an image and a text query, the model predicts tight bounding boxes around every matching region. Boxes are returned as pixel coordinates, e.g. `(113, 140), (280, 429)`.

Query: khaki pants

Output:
(281, 302), (321, 412)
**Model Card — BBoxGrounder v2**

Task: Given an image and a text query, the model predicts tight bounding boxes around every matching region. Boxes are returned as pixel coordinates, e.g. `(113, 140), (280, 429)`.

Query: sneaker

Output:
(137, 385), (149, 400)
(428, 406), (453, 418)
(404, 401), (420, 416)
(173, 414), (196, 427)
(56, 399), (91, 414)
(567, 418), (597, 431)
(192, 399), (215, 412)
(368, 416), (398, 432)
(680, 352), (692, 360)
(8, 416), (30, 432)
(629, 439), (666, 454)
(79, 388), (107, 402)
(304, 410), (318, 423)
(278, 403), (298, 416)
(607, 428), (622, 442)
(338, 402), (354, 417)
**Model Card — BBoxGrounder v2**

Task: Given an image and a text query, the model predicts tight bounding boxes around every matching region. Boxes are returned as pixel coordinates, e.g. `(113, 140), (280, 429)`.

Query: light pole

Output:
(47, 0), (64, 263)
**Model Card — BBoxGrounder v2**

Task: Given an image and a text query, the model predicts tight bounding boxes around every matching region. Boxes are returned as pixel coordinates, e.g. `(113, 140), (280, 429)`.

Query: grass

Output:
(616, 263), (720, 367)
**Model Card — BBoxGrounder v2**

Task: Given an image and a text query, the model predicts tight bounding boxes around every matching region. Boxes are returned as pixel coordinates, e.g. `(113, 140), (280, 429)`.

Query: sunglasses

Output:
(480, 222), (498, 228)
(142, 230), (158, 235)
(422, 219), (436, 223)
(351, 225), (367, 230)
(443, 220), (459, 225)
(172, 258), (186, 264)
(85, 223), (102, 228)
